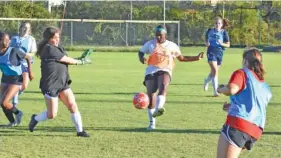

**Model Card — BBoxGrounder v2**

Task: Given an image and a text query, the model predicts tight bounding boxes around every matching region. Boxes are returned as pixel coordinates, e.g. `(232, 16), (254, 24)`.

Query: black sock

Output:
(11, 107), (19, 115)
(1, 105), (15, 123)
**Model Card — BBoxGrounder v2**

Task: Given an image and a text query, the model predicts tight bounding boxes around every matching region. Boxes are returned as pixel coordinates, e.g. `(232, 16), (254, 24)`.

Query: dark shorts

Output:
(143, 71), (171, 86)
(207, 46), (224, 65)
(221, 124), (257, 150)
(1, 75), (23, 85)
(41, 84), (70, 98)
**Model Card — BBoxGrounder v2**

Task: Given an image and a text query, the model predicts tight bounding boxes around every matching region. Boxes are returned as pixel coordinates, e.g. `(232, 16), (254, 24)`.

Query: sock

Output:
(11, 107), (19, 115)
(212, 76), (219, 95)
(35, 111), (48, 122)
(12, 92), (19, 107)
(1, 105), (15, 123)
(156, 95), (166, 110)
(71, 112), (83, 133)
(205, 74), (212, 83)
(147, 108), (155, 125)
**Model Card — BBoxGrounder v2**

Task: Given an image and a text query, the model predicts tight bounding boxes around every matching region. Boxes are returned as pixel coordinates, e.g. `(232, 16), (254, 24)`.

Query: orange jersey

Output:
(147, 44), (175, 70)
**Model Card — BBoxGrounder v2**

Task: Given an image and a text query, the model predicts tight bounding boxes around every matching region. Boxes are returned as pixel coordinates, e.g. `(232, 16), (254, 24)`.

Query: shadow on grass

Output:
(23, 90), (211, 97)
(4, 125), (281, 136)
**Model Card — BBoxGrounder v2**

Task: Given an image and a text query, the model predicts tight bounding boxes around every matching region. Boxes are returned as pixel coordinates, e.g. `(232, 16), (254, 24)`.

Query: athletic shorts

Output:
(41, 84), (70, 98)
(221, 124), (257, 150)
(207, 46), (224, 65)
(143, 71), (171, 86)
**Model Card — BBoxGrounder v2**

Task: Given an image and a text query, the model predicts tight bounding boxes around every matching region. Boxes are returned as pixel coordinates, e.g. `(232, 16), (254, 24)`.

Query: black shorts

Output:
(221, 124), (257, 150)
(143, 71), (171, 86)
(1, 75), (23, 85)
(41, 84), (70, 98)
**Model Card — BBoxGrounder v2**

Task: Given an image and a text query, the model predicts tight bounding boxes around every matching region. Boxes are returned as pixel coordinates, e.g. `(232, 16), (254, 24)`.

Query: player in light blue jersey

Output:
(10, 22), (37, 107)
(203, 16), (230, 97)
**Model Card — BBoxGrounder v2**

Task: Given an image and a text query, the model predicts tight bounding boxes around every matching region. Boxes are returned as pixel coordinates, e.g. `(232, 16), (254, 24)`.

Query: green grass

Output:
(0, 47), (280, 158)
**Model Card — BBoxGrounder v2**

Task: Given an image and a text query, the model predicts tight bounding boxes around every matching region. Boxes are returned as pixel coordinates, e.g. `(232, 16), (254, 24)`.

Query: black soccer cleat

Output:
(77, 130), (90, 137)
(28, 114), (38, 132)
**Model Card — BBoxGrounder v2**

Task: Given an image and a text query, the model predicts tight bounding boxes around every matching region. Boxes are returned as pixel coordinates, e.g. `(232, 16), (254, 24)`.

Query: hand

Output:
(217, 84), (225, 93)
(80, 57), (91, 65)
(217, 40), (223, 46)
(140, 57), (147, 64)
(197, 52), (204, 60)
(222, 102), (231, 112)
(29, 72), (34, 81)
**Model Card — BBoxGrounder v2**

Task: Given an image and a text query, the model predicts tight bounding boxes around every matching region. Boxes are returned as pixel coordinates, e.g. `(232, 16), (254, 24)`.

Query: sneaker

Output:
(5, 122), (18, 128)
(204, 78), (209, 91)
(77, 130), (90, 137)
(152, 108), (166, 118)
(15, 110), (23, 125)
(147, 123), (155, 131)
(28, 114), (38, 132)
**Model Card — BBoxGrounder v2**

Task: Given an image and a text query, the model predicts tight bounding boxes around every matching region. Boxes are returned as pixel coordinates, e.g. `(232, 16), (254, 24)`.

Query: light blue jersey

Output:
(10, 35), (37, 66)
(228, 68), (272, 129)
(0, 47), (22, 76)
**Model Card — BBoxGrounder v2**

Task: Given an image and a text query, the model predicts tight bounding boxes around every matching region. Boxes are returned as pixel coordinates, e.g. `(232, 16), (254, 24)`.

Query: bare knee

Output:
(2, 99), (12, 109)
(21, 84), (28, 91)
(67, 102), (78, 113)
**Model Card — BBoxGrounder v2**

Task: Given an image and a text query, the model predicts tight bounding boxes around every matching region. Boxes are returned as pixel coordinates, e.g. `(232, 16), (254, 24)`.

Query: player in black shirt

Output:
(28, 27), (90, 137)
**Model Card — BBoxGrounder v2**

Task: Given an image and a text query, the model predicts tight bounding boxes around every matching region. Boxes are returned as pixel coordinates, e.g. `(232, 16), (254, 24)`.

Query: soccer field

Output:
(0, 47), (280, 158)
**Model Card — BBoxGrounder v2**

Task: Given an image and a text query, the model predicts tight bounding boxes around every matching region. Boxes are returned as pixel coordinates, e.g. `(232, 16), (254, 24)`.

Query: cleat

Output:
(204, 78), (209, 91)
(152, 108), (166, 118)
(77, 130), (90, 137)
(28, 114), (38, 132)
(147, 123), (155, 131)
(15, 111), (23, 125)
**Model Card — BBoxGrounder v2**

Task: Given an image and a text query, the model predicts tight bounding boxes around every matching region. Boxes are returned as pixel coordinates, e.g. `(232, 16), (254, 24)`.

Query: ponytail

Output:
(252, 58), (265, 80)
(36, 39), (48, 58)
(243, 48), (265, 80)
(222, 18), (230, 29)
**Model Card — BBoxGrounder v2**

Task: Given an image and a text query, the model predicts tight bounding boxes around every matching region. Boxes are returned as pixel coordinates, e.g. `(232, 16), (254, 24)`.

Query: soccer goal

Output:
(0, 18), (180, 47)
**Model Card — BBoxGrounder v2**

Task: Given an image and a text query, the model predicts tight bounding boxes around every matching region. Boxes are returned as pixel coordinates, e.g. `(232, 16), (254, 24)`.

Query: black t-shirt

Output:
(39, 44), (70, 91)
(0, 47), (26, 85)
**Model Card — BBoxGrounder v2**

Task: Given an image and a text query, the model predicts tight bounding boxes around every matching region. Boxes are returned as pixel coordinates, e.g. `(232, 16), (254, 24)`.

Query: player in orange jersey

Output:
(138, 25), (204, 130)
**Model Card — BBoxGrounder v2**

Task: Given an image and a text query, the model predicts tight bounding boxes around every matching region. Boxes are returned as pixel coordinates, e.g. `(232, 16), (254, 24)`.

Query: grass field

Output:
(0, 47), (280, 158)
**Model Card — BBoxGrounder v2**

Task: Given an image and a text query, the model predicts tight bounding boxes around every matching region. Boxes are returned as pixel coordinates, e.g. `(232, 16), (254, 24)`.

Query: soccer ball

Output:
(133, 92), (149, 109)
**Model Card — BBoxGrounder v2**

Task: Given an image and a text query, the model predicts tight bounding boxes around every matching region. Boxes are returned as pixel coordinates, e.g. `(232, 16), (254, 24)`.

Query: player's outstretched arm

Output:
(177, 52), (204, 62)
(59, 56), (90, 65)
(217, 83), (239, 96)
(138, 51), (147, 64)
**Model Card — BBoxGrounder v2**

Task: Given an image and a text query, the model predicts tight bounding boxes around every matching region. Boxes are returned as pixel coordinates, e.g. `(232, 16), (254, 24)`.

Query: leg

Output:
(217, 133), (242, 158)
(2, 84), (23, 125)
(29, 92), (59, 132)
(21, 72), (29, 91)
(59, 88), (89, 137)
(209, 61), (219, 96)
(144, 76), (158, 130)
(153, 72), (171, 118)
(0, 83), (16, 125)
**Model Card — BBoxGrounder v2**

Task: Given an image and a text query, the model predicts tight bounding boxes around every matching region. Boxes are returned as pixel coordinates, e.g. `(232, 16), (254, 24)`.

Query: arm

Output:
(138, 51), (147, 64)
(218, 31), (230, 48)
(205, 29), (211, 47)
(59, 55), (87, 65)
(217, 83), (240, 96)
(217, 70), (245, 96)
(24, 54), (34, 80)
(28, 37), (37, 57)
(177, 52), (204, 62)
